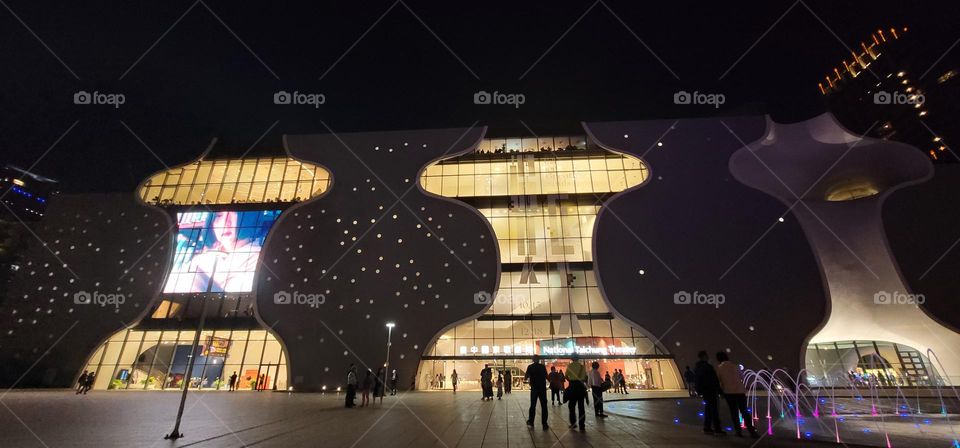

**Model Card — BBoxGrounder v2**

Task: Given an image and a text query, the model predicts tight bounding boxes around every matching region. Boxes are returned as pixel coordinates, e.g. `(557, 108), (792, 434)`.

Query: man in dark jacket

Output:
(693, 350), (725, 435)
(524, 355), (549, 429)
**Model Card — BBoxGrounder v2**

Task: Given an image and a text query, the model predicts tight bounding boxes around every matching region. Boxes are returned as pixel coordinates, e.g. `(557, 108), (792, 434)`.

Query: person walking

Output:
(360, 369), (373, 407)
(716, 352), (758, 438)
(390, 369), (398, 395)
(345, 364), (358, 408)
(451, 369), (459, 393)
(496, 372), (504, 400)
(588, 362), (608, 418)
(229, 371), (238, 391)
(82, 372), (96, 394)
(504, 369), (512, 394)
(76, 371), (89, 394)
(257, 373), (266, 391)
(374, 367), (385, 404)
(565, 355), (588, 431)
(548, 366), (564, 405)
(684, 366), (697, 397)
(611, 370), (620, 394)
(619, 369), (628, 394)
(524, 355), (549, 430)
(694, 351), (724, 435)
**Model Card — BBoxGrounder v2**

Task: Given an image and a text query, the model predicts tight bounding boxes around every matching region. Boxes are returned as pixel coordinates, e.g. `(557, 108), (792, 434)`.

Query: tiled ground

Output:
(0, 390), (913, 447)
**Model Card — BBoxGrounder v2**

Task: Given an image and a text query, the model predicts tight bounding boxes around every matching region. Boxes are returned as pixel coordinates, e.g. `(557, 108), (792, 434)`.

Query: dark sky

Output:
(1, 1), (955, 193)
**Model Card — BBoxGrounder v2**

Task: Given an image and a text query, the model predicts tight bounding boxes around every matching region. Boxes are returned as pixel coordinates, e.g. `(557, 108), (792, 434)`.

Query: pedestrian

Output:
(389, 369), (398, 395)
(76, 371), (89, 394)
(496, 372), (504, 399)
(360, 369), (372, 407)
(451, 369), (459, 393)
(257, 373), (265, 391)
(524, 354), (549, 430)
(611, 370), (620, 394)
(229, 371), (238, 391)
(548, 366), (563, 405)
(374, 367), (385, 404)
(83, 372), (96, 394)
(345, 364), (358, 408)
(483, 365), (494, 400)
(716, 352), (758, 438)
(565, 354), (588, 431)
(694, 351), (724, 435)
(504, 369), (512, 394)
(619, 369), (628, 394)
(589, 361), (608, 418)
(684, 366), (697, 397)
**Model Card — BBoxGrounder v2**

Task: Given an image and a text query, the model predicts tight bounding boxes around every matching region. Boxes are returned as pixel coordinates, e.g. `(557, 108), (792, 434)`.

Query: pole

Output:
(383, 324), (393, 398)
(164, 295), (210, 440)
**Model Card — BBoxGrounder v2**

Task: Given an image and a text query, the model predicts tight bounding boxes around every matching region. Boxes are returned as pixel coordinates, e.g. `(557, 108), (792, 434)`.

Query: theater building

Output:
(1, 114), (958, 392)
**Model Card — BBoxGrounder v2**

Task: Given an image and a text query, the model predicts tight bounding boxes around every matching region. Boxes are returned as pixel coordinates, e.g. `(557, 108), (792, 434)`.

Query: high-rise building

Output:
(0, 165), (58, 221)
(819, 27), (960, 162)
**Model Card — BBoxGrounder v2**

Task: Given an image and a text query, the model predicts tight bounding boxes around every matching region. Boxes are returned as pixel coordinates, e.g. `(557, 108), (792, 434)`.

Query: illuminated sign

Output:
(203, 336), (231, 357)
(457, 337), (637, 357)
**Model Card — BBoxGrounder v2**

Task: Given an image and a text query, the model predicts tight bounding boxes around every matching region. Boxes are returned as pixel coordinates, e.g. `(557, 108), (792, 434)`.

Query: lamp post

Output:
(384, 322), (395, 398)
(164, 293), (212, 440)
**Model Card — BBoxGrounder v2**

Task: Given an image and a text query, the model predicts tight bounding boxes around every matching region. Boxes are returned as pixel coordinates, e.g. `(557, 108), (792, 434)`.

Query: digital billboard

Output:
(163, 210), (280, 293)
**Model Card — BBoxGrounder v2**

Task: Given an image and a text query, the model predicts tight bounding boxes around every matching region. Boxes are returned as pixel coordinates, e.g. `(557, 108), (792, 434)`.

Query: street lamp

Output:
(384, 322), (395, 399)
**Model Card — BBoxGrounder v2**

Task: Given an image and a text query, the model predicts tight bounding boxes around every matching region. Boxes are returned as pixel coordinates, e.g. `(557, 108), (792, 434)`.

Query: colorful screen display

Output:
(163, 210), (280, 293)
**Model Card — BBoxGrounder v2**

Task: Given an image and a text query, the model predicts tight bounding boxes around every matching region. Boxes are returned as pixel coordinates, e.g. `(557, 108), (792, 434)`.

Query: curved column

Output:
(730, 113), (960, 383)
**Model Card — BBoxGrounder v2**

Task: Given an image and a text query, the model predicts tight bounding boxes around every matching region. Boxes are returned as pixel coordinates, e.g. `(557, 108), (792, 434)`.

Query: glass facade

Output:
(805, 340), (943, 387)
(417, 136), (682, 391)
(421, 151), (647, 197)
(83, 328), (287, 391)
(139, 157), (330, 206)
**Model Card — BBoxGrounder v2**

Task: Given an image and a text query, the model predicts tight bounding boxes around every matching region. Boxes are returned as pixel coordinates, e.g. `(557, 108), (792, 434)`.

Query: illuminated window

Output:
(82, 328), (287, 391)
(824, 180), (880, 201)
(139, 157), (330, 206)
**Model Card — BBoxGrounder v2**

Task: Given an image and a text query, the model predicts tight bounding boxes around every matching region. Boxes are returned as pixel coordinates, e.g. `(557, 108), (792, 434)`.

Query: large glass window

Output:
(82, 328), (288, 391)
(139, 157), (330, 206)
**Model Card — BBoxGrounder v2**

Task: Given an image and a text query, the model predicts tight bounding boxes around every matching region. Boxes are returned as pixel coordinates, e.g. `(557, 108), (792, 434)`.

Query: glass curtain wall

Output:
(805, 340), (943, 387)
(139, 157), (330, 206)
(83, 328), (287, 391)
(418, 136), (682, 392)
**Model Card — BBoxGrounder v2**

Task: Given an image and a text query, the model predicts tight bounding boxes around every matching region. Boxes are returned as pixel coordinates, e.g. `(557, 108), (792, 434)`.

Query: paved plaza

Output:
(4, 389), (943, 448)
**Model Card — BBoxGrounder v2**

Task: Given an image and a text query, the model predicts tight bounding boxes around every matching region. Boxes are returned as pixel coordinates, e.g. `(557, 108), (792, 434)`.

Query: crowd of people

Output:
(335, 350), (756, 437)
(343, 364), (399, 408)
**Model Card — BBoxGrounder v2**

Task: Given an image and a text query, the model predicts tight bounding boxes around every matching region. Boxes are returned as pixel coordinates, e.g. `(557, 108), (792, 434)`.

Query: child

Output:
(360, 370), (372, 407)
(496, 373), (504, 400)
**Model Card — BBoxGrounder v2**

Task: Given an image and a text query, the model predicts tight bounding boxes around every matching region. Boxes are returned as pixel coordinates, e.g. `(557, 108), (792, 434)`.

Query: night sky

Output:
(1, 1), (955, 193)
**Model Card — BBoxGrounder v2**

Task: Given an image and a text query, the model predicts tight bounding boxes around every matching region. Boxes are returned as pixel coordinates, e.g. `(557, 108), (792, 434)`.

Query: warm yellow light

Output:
(12, 179), (25, 186)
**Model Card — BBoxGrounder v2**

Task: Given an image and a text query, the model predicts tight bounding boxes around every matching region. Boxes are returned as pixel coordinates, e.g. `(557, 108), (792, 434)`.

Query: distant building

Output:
(819, 27), (960, 162)
(0, 165), (58, 220)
